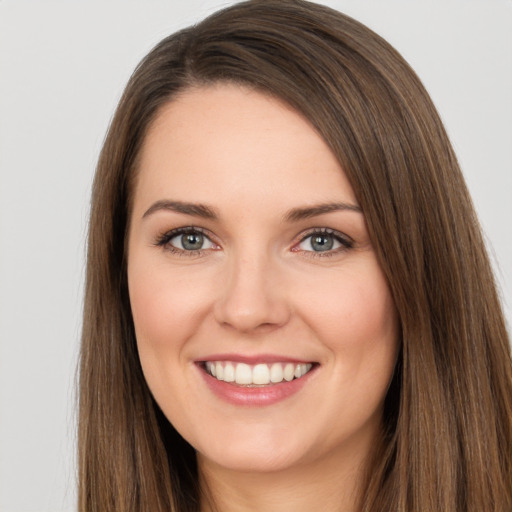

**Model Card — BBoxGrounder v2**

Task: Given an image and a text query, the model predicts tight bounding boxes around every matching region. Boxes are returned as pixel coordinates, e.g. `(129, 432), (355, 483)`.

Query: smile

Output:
(204, 361), (314, 386)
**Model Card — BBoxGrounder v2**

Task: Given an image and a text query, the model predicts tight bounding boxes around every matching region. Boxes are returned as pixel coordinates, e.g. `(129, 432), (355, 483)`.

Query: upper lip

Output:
(195, 353), (316, 364)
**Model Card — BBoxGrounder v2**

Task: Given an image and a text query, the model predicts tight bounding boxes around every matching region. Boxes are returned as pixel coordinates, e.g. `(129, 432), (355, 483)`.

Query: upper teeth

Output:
(205, 361), (313, 385)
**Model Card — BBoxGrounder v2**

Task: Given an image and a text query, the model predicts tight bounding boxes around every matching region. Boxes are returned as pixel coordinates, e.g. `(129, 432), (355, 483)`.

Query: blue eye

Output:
(156, 228), (216, 252)
(170, 231), (215, 251)
(297, 230), (352, 253)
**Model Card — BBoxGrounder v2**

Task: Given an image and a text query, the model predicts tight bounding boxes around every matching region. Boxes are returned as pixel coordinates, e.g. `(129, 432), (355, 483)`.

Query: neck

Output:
(198, 441), (372, 512)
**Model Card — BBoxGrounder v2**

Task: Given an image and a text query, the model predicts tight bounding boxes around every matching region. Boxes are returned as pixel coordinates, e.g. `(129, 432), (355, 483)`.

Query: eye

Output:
(295, 229), (353, 254)
(170, 231), (214, 251)
(155, 227), (217, 253)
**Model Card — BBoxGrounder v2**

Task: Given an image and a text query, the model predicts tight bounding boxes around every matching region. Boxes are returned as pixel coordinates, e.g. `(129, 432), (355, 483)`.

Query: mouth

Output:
(202, 361), (315, 386)
(197, 357), (319, 406)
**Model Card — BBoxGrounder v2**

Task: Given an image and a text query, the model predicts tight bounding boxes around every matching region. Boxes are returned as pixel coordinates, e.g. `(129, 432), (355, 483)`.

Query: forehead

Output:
(133, 84), (357, 216)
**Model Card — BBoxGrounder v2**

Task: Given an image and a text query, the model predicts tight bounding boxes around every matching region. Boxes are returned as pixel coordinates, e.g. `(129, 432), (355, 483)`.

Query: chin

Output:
(193, 423), (309, 474)
(198, 443), (303, 474)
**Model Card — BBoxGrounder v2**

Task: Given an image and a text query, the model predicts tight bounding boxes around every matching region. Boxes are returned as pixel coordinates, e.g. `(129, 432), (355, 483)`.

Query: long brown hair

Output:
(79, 1), (512, 510)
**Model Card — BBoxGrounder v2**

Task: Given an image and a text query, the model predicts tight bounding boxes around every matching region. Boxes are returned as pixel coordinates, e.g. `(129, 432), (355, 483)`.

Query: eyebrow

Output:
(283, 202), (362, 222)
(142, 200), (219, 220)
(142, 199), (362, 222)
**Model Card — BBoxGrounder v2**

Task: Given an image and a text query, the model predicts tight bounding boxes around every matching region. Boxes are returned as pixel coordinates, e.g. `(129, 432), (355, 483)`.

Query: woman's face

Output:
(128, 84), (398, 475)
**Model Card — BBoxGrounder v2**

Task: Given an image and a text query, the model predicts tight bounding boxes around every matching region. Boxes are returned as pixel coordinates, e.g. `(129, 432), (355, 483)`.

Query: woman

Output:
(79, 1), (512, 510)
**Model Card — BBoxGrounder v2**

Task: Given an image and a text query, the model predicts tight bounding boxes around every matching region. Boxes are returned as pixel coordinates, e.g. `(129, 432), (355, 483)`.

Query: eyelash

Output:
(293, 228), (354, 259)
(154, 226), (354, 258)
(154, 227), (217, 257)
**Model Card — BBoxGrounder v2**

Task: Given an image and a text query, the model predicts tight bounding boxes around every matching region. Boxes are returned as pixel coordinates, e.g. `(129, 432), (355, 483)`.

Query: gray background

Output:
(1, 1), (510, 510)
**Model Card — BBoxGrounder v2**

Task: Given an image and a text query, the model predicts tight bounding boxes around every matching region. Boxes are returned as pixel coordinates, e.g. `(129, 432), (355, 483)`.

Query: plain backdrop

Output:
(0, 1), (510, 511)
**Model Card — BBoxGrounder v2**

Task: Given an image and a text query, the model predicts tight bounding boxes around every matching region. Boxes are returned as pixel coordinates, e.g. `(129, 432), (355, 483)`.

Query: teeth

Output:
(215, 362), (224, 381)
(205, 361), (313, 386)
(235, 363), (252, 384)
(294, 363), (309, 379)
(252, 364), (270, 385)
(284, 363), (295, 381)
(270, 363), (283, 383)
(224, 362), (235, 382)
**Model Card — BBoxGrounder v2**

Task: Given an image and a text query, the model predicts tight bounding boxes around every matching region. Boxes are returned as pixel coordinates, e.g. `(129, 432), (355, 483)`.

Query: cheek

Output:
(128, 259), (214, 359)
(298, 261), (398, 370)
(127, 257), (219, 427)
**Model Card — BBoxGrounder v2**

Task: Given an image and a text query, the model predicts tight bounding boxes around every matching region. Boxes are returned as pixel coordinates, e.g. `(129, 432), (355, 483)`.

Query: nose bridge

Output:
(214, 244), (289, 332)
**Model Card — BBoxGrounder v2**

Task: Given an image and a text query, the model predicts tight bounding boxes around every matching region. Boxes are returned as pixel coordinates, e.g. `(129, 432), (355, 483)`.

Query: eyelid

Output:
(153, 225), (353, 258)
(292, 227), (354, 256)
(154, 226), (220, 254)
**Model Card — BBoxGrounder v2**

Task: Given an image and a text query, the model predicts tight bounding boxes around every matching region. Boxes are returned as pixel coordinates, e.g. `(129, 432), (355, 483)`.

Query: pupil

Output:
(312, 234), (333, 251)
(182, 232), (203, 250)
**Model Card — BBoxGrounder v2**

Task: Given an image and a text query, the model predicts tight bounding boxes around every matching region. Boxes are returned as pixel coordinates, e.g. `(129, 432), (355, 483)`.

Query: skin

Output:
(127, 84), (399, 512)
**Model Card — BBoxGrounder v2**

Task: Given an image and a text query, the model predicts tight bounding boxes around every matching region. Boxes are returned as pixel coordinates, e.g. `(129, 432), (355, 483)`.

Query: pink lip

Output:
(196, 361), (317, 407)
(196, 353), (312, 364)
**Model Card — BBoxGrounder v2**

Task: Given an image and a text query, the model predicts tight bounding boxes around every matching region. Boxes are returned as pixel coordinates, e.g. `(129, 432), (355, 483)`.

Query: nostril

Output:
(213, 260), (292, 332)
(214, 301), (290, 333)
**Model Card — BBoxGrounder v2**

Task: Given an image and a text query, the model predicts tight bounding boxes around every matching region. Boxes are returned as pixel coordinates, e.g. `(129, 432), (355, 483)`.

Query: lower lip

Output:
(197, 364), (316, 406)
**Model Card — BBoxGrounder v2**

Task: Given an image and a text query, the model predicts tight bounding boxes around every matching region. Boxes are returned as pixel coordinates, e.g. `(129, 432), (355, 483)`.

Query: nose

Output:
(213, 253), (291, 333)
